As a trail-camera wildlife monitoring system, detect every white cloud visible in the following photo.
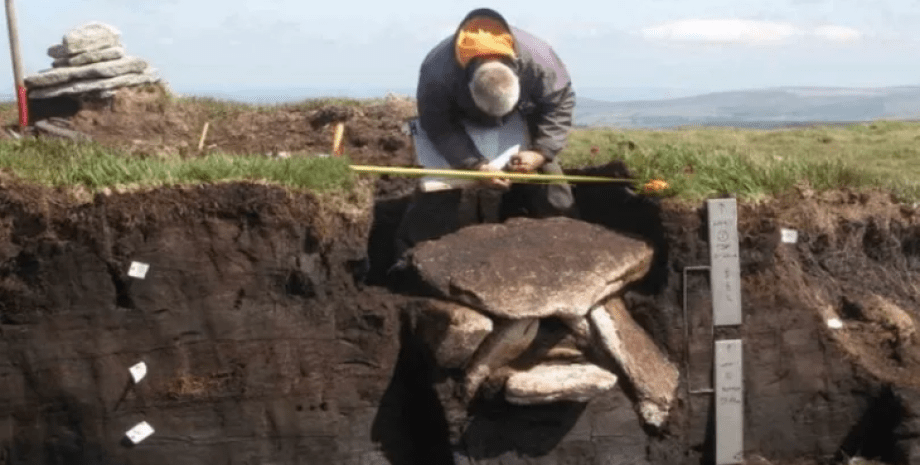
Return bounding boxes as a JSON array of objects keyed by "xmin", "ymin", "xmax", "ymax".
[
  {"xmin": 812, "ymin": 25, "xmax": 862, "ymax": 43},
  {"xmin": 640, "ymin": 19, "xmax": 864, "ymax": 45}
]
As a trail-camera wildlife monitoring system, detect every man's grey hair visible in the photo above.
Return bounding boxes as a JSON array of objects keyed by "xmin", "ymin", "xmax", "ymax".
[{"xmin": 468, "ymin": 60, "xmax": 520, "ymax": 118}]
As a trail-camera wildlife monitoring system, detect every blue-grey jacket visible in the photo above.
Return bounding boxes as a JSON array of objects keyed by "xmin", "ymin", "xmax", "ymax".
[{"xmin": 416, "ymin": 8, "xmax": 576, "ymax": 170}]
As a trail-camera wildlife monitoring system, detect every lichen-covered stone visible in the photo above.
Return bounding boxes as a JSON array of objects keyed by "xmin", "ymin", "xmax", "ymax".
[
  {"xmin": 28, "ymin": 70, "xmax": 160, "ymax": 99},
  {"xmin": 25, "ymin": 56, "xmax": 148, "ymax": 89},
  {"xmin": 62, "ymin": 22, "xmax": 121, "ymax": 54},
  {"xmin": 505, "ymin": 363, "xmax": 618, "ymax": 405},
  {"xmin": 589, "ymin": 297, "xmax": 679, "ymax": 428},
  {"xmin": 409, "ymin": 217, "xmax": 653, "ymax": 319},
  {"xmin": 52, "ymin": 46, "xmax": 125, "ymax": 68},
  {"xmin": 47, "ymin": 43, "xmax": 69, "ymax": 59}
]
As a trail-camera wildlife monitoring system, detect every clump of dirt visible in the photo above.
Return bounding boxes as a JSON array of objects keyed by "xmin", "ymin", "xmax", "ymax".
[{"xmin": 164, "ymin": 371, "xmax": 244, "ymax": 400}]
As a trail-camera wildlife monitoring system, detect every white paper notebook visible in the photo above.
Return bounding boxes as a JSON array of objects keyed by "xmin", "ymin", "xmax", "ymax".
[{"xmin": 410, "ymin": 112, "xmax": 530, "ymax": 191}]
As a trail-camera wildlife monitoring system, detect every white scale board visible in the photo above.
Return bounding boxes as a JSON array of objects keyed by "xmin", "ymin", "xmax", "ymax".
[
  {"xmin": 715, "ymin": 339, "xmax": 744, "ymax": 464},
  {"xmin": 708, "ymin": 199, "xmax": 744, "ymax": 464},
  {"xmin": 707, "ymin": 199, "xmax": 742, "ymax": 326}
]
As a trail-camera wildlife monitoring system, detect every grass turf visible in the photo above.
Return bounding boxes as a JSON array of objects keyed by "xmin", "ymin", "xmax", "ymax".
[
  {"xmin": 0, "ymin": 138, "xmax": 355, "ymax": 193},
  {"xmin": 560, "ymin": 121, "xmax": 920, "ymax": 202},
  {"xmin": 2, "ymin": 89, "xmax": 918, "ymax": 202}
]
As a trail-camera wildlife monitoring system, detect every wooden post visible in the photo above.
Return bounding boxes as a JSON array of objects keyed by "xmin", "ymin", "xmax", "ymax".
[
  {"xmin": 197, "ymin": 121, "xmax": 210, "ymax": 152},
  {"xmin": 5, "ymin": 0, "xmax": 27, "ymax": 130},
  {"xmin": 332, "ymin": 122, "xmax": 345, "ymax": 157}
]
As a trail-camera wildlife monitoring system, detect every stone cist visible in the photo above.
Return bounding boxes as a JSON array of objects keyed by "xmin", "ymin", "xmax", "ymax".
[{"xmin": 393, "ymin": 8, "xmax": 578, "ymax": 259}]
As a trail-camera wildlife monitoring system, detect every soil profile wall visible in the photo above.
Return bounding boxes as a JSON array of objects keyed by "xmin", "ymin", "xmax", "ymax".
[{"xmin": 0, "ymin": 173, "xmax": 917, "ymax": 464}]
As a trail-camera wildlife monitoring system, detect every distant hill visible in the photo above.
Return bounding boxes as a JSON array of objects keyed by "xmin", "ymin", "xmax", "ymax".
[{"xmin": 573, "ymin": 86, "xmax": 920, "ymax": 129}]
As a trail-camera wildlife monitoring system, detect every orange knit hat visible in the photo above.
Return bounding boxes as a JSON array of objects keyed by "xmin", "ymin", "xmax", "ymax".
[{"xmin": 455, "ymin": 17, "xmax": 516, "ymax": 68}]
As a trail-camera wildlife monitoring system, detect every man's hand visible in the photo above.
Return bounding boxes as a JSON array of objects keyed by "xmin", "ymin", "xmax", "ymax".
[
  {"xmin": 509, "ymin": 150, "xmax": 546, "ymax": 173},
  {"xmin": 478, "ymin": 163, "xmax": 511, "ymax": 189}
]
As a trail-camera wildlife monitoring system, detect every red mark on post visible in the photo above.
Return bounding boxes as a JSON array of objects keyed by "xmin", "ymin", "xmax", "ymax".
[{"xmin": 16, "ymin": 86, "xmax": 28, "ymax": 129}]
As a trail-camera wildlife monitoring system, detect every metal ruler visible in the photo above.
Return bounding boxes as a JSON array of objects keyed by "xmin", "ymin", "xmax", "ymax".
[{"xmin": 682, "ymin": 198, "xmax": 744, "ymax": 465}]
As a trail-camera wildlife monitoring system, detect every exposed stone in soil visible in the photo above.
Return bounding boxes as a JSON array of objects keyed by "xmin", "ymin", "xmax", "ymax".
[
  {"xmin": 406, "ymin": 216, "xmax": 654, "ymax": 319},
  {"xmin": 388, "ymin": 182, "xmax": 920, "ymax": 465}
]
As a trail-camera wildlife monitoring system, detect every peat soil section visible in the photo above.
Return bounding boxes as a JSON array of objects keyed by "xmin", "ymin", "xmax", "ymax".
[
  {"xmin": 370, "ymin": 163, "xmax": 920, "ymax": 465},
  {"xmin": 14, "ymin": 87, "xmax": 920, "ymax": 464},
  {"xmin": 0, "ymin": 178, "xmax": 420, "ymax": 465},
  {"xmin": 0, "ymin": 159, "xmax": 915, "ymax": 464},
  {"xmin": 670, "ymin": 187, "xmax": 920, "ymax": 465}
]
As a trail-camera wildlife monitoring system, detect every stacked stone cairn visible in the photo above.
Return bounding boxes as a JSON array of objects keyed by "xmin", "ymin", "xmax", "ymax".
[{"xmin": 25, "ymin": 22, "xmax": 161, "ymax": 100}]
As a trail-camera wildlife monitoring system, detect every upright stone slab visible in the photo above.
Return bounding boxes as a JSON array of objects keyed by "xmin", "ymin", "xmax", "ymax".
[
  {"xmin": 588, "ymin": 297, "xmax": 679, "ymax": 427},
  {"xmin": 463, "ymin": 318, "xmax": 539, "ymax": 401},
  {"xmin": 414, "ymin": 300, "xmax": 493, "ymax": 369}
]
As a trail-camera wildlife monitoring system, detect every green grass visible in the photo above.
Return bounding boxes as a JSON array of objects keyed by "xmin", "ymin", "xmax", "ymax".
[
  {"xmin": 3, "ymin": 86, "xmax": 919, "ymax": 203},
  {"xmin": 4, "ymin": 119, "xmax": 919, "ymax": 203},
  {"xmin": 0, "ymin": 138, "xmax": 355, "ymax": 193},
  {"xmin": 560, "ymin": 120, "xmax": 920, "ymax": 202}
]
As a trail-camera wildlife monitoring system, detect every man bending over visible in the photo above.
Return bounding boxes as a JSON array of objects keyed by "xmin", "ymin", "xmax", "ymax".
[{"xmin": 394, "ymin": 8, "xmax": 578, "ymax": 259}]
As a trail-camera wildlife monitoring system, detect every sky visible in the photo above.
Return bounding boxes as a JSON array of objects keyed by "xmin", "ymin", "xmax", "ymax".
[{"xmin": 3, "ymin": 0, "xmax": 920, "ymax": 102}]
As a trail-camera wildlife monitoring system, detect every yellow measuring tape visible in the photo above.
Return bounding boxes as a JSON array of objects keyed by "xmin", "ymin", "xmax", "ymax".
[{"xmin": 349, "ymin": 165, "xmax": 634, "ymax": 184}]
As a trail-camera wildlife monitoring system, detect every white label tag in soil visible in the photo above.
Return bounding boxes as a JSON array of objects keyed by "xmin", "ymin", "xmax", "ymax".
[
  {"xmin": 780, "ymin": 228, "xmax": 798, "ymax": 244},
  {"xmin": 707, "ymin": 199, "xmax": 743, "ymax": 326},
  {"xmin": 129, "ymin": 362, "xmax": 147, "ymax": 383},
  {"xmin": 125, "ymin": 421, "xmax": 154, "ymax": 444},
  {"xmin": 127, "ymin": 261, "xmax": 150, "ymax": 279}
]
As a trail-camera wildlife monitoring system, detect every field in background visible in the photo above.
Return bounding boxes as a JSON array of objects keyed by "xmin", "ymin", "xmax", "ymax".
[
  {"xmin": 0, "ymin": 95, "xmax": 917, "ymax": 202},
  {"xmin": 561, "ymin": 121, "xmax": 920, "ymax": 202}
]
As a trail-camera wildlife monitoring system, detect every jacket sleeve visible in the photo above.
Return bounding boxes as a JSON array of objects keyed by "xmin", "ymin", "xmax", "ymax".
[
  {"xmin": 528, "ymin": 48, "xmax": 575, "ymax": 162},
  {"xmin": 416, "ymin": 74, "xmax": 487, "ymax": 170}
]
